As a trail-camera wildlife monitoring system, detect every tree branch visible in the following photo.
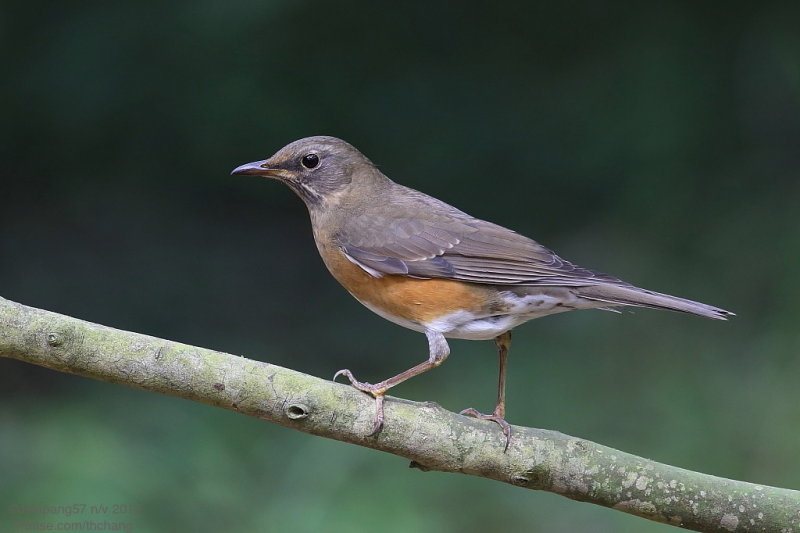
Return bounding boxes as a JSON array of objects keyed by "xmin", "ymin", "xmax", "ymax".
[{"xmin": 0, "ymin": 296, "xmax": 797, "ymax": 532}]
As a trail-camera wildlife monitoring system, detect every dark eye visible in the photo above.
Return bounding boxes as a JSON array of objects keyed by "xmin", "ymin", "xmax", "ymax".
[{"xmin": 301, "ymin": 153, "xmax": 319, "ymax": 169}]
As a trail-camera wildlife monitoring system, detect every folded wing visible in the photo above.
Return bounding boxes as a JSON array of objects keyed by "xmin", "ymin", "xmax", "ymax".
[{"xmin": 338, "ymin": 191, "xmax": 623, "ymax": 287}]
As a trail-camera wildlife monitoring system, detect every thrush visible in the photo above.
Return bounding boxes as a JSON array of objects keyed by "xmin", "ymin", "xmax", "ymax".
[{"xmin": 232, "ymin": 136, "xmax": 733, "ymax": 449}]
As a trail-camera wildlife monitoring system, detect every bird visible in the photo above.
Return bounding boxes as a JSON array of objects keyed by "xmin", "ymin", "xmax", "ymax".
[{"xmin": 232, "ymin": 136, "xmax": 733, "ymax": 450}]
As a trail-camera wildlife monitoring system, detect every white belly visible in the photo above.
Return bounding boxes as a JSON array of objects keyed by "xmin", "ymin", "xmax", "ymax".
[{"xmin": 356, "ymin": 289, "xmax": 584, "ymax": 341}]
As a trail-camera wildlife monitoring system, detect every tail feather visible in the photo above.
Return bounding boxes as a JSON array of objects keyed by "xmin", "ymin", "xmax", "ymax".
[{"xmin": 576, "ymin": 284, "xmax": 734, "ymax": 320}]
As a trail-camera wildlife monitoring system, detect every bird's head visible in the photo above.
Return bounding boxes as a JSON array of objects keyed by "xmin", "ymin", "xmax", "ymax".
[{"xmin": 232, "ymin": 136, "xmax": 386, "ymax": 208}]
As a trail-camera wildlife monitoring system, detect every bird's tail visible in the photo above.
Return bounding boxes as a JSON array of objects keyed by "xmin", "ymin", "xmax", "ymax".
[{"xmin": 576, "ymin": 284, "xmax": 734, "ymax": 320}]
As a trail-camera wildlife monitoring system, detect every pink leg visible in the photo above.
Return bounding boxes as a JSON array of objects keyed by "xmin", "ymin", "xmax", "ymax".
[
  {"xmin": 334, "ymin": 330, "xmax": 450, "ymax": 436},
  {"xmin": 460, "ymin": 331, "xmax": 512, "ymax": 451}
]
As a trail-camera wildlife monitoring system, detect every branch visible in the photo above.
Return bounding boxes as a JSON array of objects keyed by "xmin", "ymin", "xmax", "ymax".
[{"xmin": 1, "ymin": 296, "xmax": 797, "ymax": 532}]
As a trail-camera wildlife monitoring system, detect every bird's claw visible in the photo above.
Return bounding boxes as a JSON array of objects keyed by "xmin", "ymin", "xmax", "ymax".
[
  {"xmin": 332, "ymin": 369, "xmax": 385, "ymax": 395},
  {"xmin": 366, "ymin": 394, "xmax": 385, "ymax": 436},
  {"xmin": 460, "ymin": 407, "xmax": 513, "ymax": 452},
  {"xmin": 333, "ymin": 368, "xmax": 387, "ymax": 437},
  {"xmin": 332, "ymin": 368, "xmax": 358, "ymax": 386}
]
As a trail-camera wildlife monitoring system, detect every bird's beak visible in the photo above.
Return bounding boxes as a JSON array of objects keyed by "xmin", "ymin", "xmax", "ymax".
[{"xmin": 230, "ymin": 159, "xmax": 291, "ymax": 179}]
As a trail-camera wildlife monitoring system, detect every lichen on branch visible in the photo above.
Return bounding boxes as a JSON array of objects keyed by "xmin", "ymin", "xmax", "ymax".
[{"xmin": 0, "ymin": 296, "xmax": 797, "ymax": 532}]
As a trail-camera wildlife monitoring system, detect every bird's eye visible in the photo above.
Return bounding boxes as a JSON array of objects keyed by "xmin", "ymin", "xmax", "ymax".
[{"xmin": 301, "ymin": 153, "xmax": 319, "ymax": 169}]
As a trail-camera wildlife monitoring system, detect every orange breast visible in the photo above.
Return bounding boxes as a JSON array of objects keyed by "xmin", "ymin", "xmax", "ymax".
[{"xmin": 318, "ymin": 243, "xmax": 491, "ymax": 326}]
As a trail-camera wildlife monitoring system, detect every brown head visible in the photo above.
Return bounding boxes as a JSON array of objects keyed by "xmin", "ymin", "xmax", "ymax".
[{"xmin": 231, "ymin": 136, "xmax": 390, "ymax": 209}]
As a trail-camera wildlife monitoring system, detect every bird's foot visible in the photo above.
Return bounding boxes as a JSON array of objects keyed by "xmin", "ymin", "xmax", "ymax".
[
  {"xmin": 459, "ymin": 407, "xmax": 512, "ymax": 452},
  {"xmin": 333, "ymin": 369, "xmax": 387, "ymax": 436}
]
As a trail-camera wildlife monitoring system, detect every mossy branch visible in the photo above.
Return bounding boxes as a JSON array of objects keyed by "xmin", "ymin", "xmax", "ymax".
[{"xmin": 0, "ymin": 296, "xmax": 797, "ymax": 532}]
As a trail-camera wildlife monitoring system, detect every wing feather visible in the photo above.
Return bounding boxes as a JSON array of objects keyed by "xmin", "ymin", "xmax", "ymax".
[{"xmin": 337, "ymin": 184, "xmax": 625, "ymax": 287}]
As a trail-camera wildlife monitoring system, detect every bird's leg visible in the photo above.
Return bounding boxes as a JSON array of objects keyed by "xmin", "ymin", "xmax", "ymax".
[
  {"xmin": 334, "ymin": 330, "xmax": 450, "ymax": 437},
  {"xmin": 460, "ymin": 331, "xmax": 513, "ymax": 451}
]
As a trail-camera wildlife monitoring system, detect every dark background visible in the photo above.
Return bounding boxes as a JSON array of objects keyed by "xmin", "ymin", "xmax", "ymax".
[{"xmin": 2, "ymin": 2, "xmax": 799, "ymax": 531}]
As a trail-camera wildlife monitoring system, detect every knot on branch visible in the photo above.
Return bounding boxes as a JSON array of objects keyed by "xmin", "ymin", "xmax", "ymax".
[
  {"xmin": 41, "ymin": 326, "xmax": 83, "ymax": 365},
  {"xmin": 46, "ymin": 332, "xmax": 64, "ymax": 347},
  {"xmin": 510, "ymin": 464, "xmax": 552, "ymax": 489},
  {"xmin": 285, "ymin": 402, "xmax": 310, "ymax": 420}
]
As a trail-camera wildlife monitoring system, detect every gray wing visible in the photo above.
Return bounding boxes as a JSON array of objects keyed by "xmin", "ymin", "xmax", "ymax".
[{"xmin": 338, "ymin": 188, "xmax": 625, "ymax": 287}]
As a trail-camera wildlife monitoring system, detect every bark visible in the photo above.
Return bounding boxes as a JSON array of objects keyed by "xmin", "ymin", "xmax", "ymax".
[{"xmin": 0, "ymin": 296, "xmax": 797, "ymax": 532}]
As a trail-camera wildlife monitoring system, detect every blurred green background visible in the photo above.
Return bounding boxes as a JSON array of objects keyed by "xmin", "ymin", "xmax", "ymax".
[{"xmin": 2, "ymin": 2, "xmax": 799, "ymax": 531}]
